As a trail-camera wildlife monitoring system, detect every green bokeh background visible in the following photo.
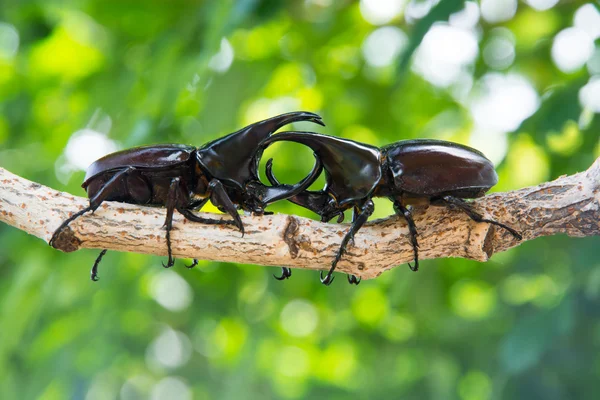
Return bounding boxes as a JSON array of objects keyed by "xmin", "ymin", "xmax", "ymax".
[{"xmin": 1, "ymin": 1, "xmax": 599, "ymax": 399}]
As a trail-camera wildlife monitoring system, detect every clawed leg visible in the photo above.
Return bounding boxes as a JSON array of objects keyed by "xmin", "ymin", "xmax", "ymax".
[
  {"xmin": 186, "ymin": 259, "xmax": 198, "ymax": 269},
  {"xmin": 321, "ymin": 200, "xmax": 374, "ymax": 286},
  {"xmin": 437, "ymin": 195, "xmax": 523, "ymax": 240},
  {"xmin": 208, "ymin": 180, "xmax": 244, "ymax": 236},
  {"xmin": 347, "ymin": 275, "xmax": 361, "ymax": 285},
  {"xmin": 49, "ymin": 206, "xmax": 94, "ymax": 247},
  {"xmin": 393, "ymin": 200, "xmax": 420, "ymax": 272},
  {"xmin": 273, "ymin": 267, "xmax": 292, "ymax": 281},
  {"xmin": 162, "ymin": 178, "xmax": 182, "ymax": 268},
  {"xmin": 178, "ymin": 209, "xmax": 236, "ymax": 227},
  {"xmin": 50, "ymin": 167, "xmax": 136, "ymax": 248},
  {"xmin": 91, "ymin": 249, "xmax": 107, "ymax": 281}
]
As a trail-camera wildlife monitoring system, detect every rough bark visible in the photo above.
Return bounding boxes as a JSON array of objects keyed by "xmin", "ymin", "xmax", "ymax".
[{"xmin": 1, "ymin": 159, "xmax": 599, "ymax": 280}]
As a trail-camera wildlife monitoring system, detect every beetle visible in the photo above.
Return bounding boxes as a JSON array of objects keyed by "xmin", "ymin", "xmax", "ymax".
[
  {"xmin": 257, "ymin": 132, "xmax": 523, "ymax": 285},
  {"xmin": 49, "ymin": 112, "xmax": 325, "ymax": 281}
]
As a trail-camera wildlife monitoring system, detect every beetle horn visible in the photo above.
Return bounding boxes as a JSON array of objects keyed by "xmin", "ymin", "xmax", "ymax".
[
  {"xmin": 196, "ymin": 112, "xmax": 324, "ymax": 191},
  {"xmin": 245, "ymin": 152, "xmax": 323, "ymax": 205},
  {"xmin": 254, "ymin": 131, "xmax": 383, "ymax": 204}
]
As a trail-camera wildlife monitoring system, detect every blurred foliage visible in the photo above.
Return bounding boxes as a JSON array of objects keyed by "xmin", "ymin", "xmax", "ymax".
[{"xmin": 1, "ymin": 0, "xmax": 600, "ymax": 399}]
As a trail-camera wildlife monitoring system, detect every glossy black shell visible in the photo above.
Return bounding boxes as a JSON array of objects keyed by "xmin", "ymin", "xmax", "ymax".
[
  {"xmin": 83, "ymin": 144, "xmax": 195, "ymax": 186},
  {"xmin": 382, "ymin": 139, "xmax": 498, "ymax": 198}
]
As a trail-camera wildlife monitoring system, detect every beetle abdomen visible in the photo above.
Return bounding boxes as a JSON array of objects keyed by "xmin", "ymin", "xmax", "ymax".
[{"xmin": 383, "ymin": 139, "xmax": 498, "ymax": 198}]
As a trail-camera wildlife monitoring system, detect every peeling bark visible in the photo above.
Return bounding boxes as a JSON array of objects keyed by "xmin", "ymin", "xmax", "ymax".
[{"xmin": 1, "ymin": 158, "xmax": 598, "ymax": 280}]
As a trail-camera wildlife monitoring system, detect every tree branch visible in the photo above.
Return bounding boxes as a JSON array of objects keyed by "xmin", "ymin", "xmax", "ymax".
[{"xmin": 1, "ymin": 159, "xmax": 599, "ymax": 279}]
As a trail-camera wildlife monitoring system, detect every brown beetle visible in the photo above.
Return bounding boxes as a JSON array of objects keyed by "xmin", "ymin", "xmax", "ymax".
[
  {"xmin": 50, "ymin": 112, "xmax": 324, "ymax": 280},
  {"xmin": 258, "ymin": 132, "xmax": 522, "ymax": 285}
]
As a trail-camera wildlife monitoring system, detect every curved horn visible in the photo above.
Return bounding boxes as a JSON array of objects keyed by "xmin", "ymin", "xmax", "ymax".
[
  {"xmin": 255, "ymin": 131, "xmax": 383, "ymax": 205},
  {"xmin": 245, "ymin": 153, "xmax": 324, "ymax": 206}
]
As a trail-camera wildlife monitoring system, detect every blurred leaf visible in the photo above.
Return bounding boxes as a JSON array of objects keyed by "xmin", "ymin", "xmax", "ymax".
[{"xmin": 499, "ymin": 297, "xmax": 575, "ymax": 374}]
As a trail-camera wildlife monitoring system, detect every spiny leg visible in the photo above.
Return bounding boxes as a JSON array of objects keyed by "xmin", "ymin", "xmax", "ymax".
[
  {"xmin": 162, "ymin": 177, "xmax": 182, "ymax": 268},
  {"xmin": 273, "ymin": 267, "xmax": 292, "ymax": 281},
  {"xmin": 346, "ymin": 207, "xmax": 361, "ymax": 285},
  {"xmin": 207, "ymin": 180, "xmax": 244, "ymax": 236},
  {"xmin": 49, "ymin": 206, "xmax": 94, "ymax": 247},
  {"xmin": 321, "ymin": 199, "xmax": 374, "ymax": 286},
  {"xmin": 393, "ymin": 199, "xmax": 420, "ymax": 272},
  {"xmin": 438, "ymin": 195, "xmax": 523, "ymax": 240},
  {"xmin": 49, "ymin": 167, "xmax": 135, "ymax": 247},
  {"xmin": 178, "ymin": 208, "xmax": 236, "ymax": 227},
  {"xmin": 91, "ymin": 249, "xmax": 107, "ymax": 281}
]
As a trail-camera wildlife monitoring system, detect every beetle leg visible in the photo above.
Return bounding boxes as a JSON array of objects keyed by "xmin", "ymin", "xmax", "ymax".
[
  {"xmin": 49, "ymin": 167, "xmax": 135, "ymax": 248},
  {"xmin": 344, "ymin": 208, "xmax": 362, "ymax": 285},
  {"xmin": 321, "ymin": 199, "xmax": 374, "ymax": 286},
  {"xmin": 178, "ymin": 208, "xmax": 236, "ymax": 227},
  {"xmin": 162, "ymin": 178, "xmax": 183, "ymax": 268},
  {"xmin": 393, "ymin": 199, "xmax": 420, "ymax": 272},
  {"xmin": 437, "ymin": 196, "xmax": 523, "ymax": 240},
  {"xmin": 91, "ymin": 249, "xmax": 107, "ymax": 281},
  {"xmin": 273, "ymin": 267, "xmax": 292, "ymax": 281},
  {"xmin": 207, "ymin": 180, "xmax": 244, "ymax": 236},
  {"xmin": 185, "ymin": 259, "xmax": 198, "ymax": 269}
]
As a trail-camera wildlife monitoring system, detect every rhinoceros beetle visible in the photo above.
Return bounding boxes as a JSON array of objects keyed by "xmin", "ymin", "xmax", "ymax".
[
  {"xmin": 49, "ymin": 112, "xmax": 324, "ymax": 281},
  {"xmin": 257, "ymin": 132, "xmax": 522, "ymax": 286}
]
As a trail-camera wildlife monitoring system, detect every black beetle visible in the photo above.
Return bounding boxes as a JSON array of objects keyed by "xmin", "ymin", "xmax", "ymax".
[
  {"xmin": 257, "ymin": 132, "xmax": 522, "ymax": 285},
  {"xmin": 49, "ymin": 112, "xmax": 325, "ymax": 280}
]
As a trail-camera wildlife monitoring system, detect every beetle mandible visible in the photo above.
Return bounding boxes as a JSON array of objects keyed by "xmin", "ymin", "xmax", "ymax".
[
  {"xmin": 257, "ymin": 132, "xmax": 522, "ymax": 285},
  {"xmin": 49, "ymin": 112, "xmax": 325, "ymax": 280}
]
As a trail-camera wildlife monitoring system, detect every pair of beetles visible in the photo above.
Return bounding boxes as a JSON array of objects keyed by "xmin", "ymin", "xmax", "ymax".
[{"xmin": 50, "ymin": 111, "xmax": 522, "ymax": 285}]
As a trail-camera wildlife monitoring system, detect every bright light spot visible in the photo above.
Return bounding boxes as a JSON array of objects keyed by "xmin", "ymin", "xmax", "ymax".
[
  {"xmin": 209, "ymin": 37, "xmax": 234, "ymax": 73},
  {"xmin": 483, "ymin": 28, "xmax": 515, "ymax": 70},
  {"xmin": 579, "ymin": 77, "xmax": 600, "ymax": 113},
  {"xmin": 280, "ymin": 299, "xmax": 318, "ymax": 337},
  {"xmin": 524, "ymin": 0, "xmax": 559, "ymax": 11},
  {"xmin": 470, "ymin": 128, "xmax": 508, "ymax": 166},
  {"xmin": 588, "ymin": 47, "xmax": 600, "ymax": 75},
  {"xmin": 450, "ymin": 280, "xmax": 497, "ymax": 320},
  {"xmin": 362, "ymin": 26, "xmax": 408, "ymax": 67},
  {"xmin": 574, "ymin": 3, "xmax": 600, "ymax": 40},
  {"xmin": 360, "ymin": 0, "xmax": 406, "ymax": 25},
  {"xmin": 147, "ymin": 327, "xmax": 192, "ymax": 369},
  {"xmin": 276, "ymin": 346, "xmax": 311, "ymax": 378},
  {"xmin": 151, "ymin": 377, "xmax": 192, "ymax": 400},
  {"xmin": 449, "ymin": 1, "xmax": 480, "ymax": 29},
  {"xmin": 470, "ymin": 73, "xmax": 540, "ymax": 132},
  {"xmin": 480, "ymin": 0, "xmax": 517, "ymax": 23},
  {"xmin": 405, "ymin": 0, "xmax": 437, "ymax": 23},
  {"xmin": 0, "ymin": 23, "xmax": 19, "ymax": 60},
  {"xmin": 413, "ymin": 23, "xmax": 479, "ymax": 87},
  {"xmin": 64, "ymin": 130, "xmax": 117, "ymax": 171},
  {"xmin": 120, "ymin": 376, "xmax": 154, "ymax": 400},
  {"xmin": 150, "ymin": 270, "xmax": 193, "ymax": 312},
  {"xmin": 552, "ymin": 27, "xmax": 594, "ymax": 73}
]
